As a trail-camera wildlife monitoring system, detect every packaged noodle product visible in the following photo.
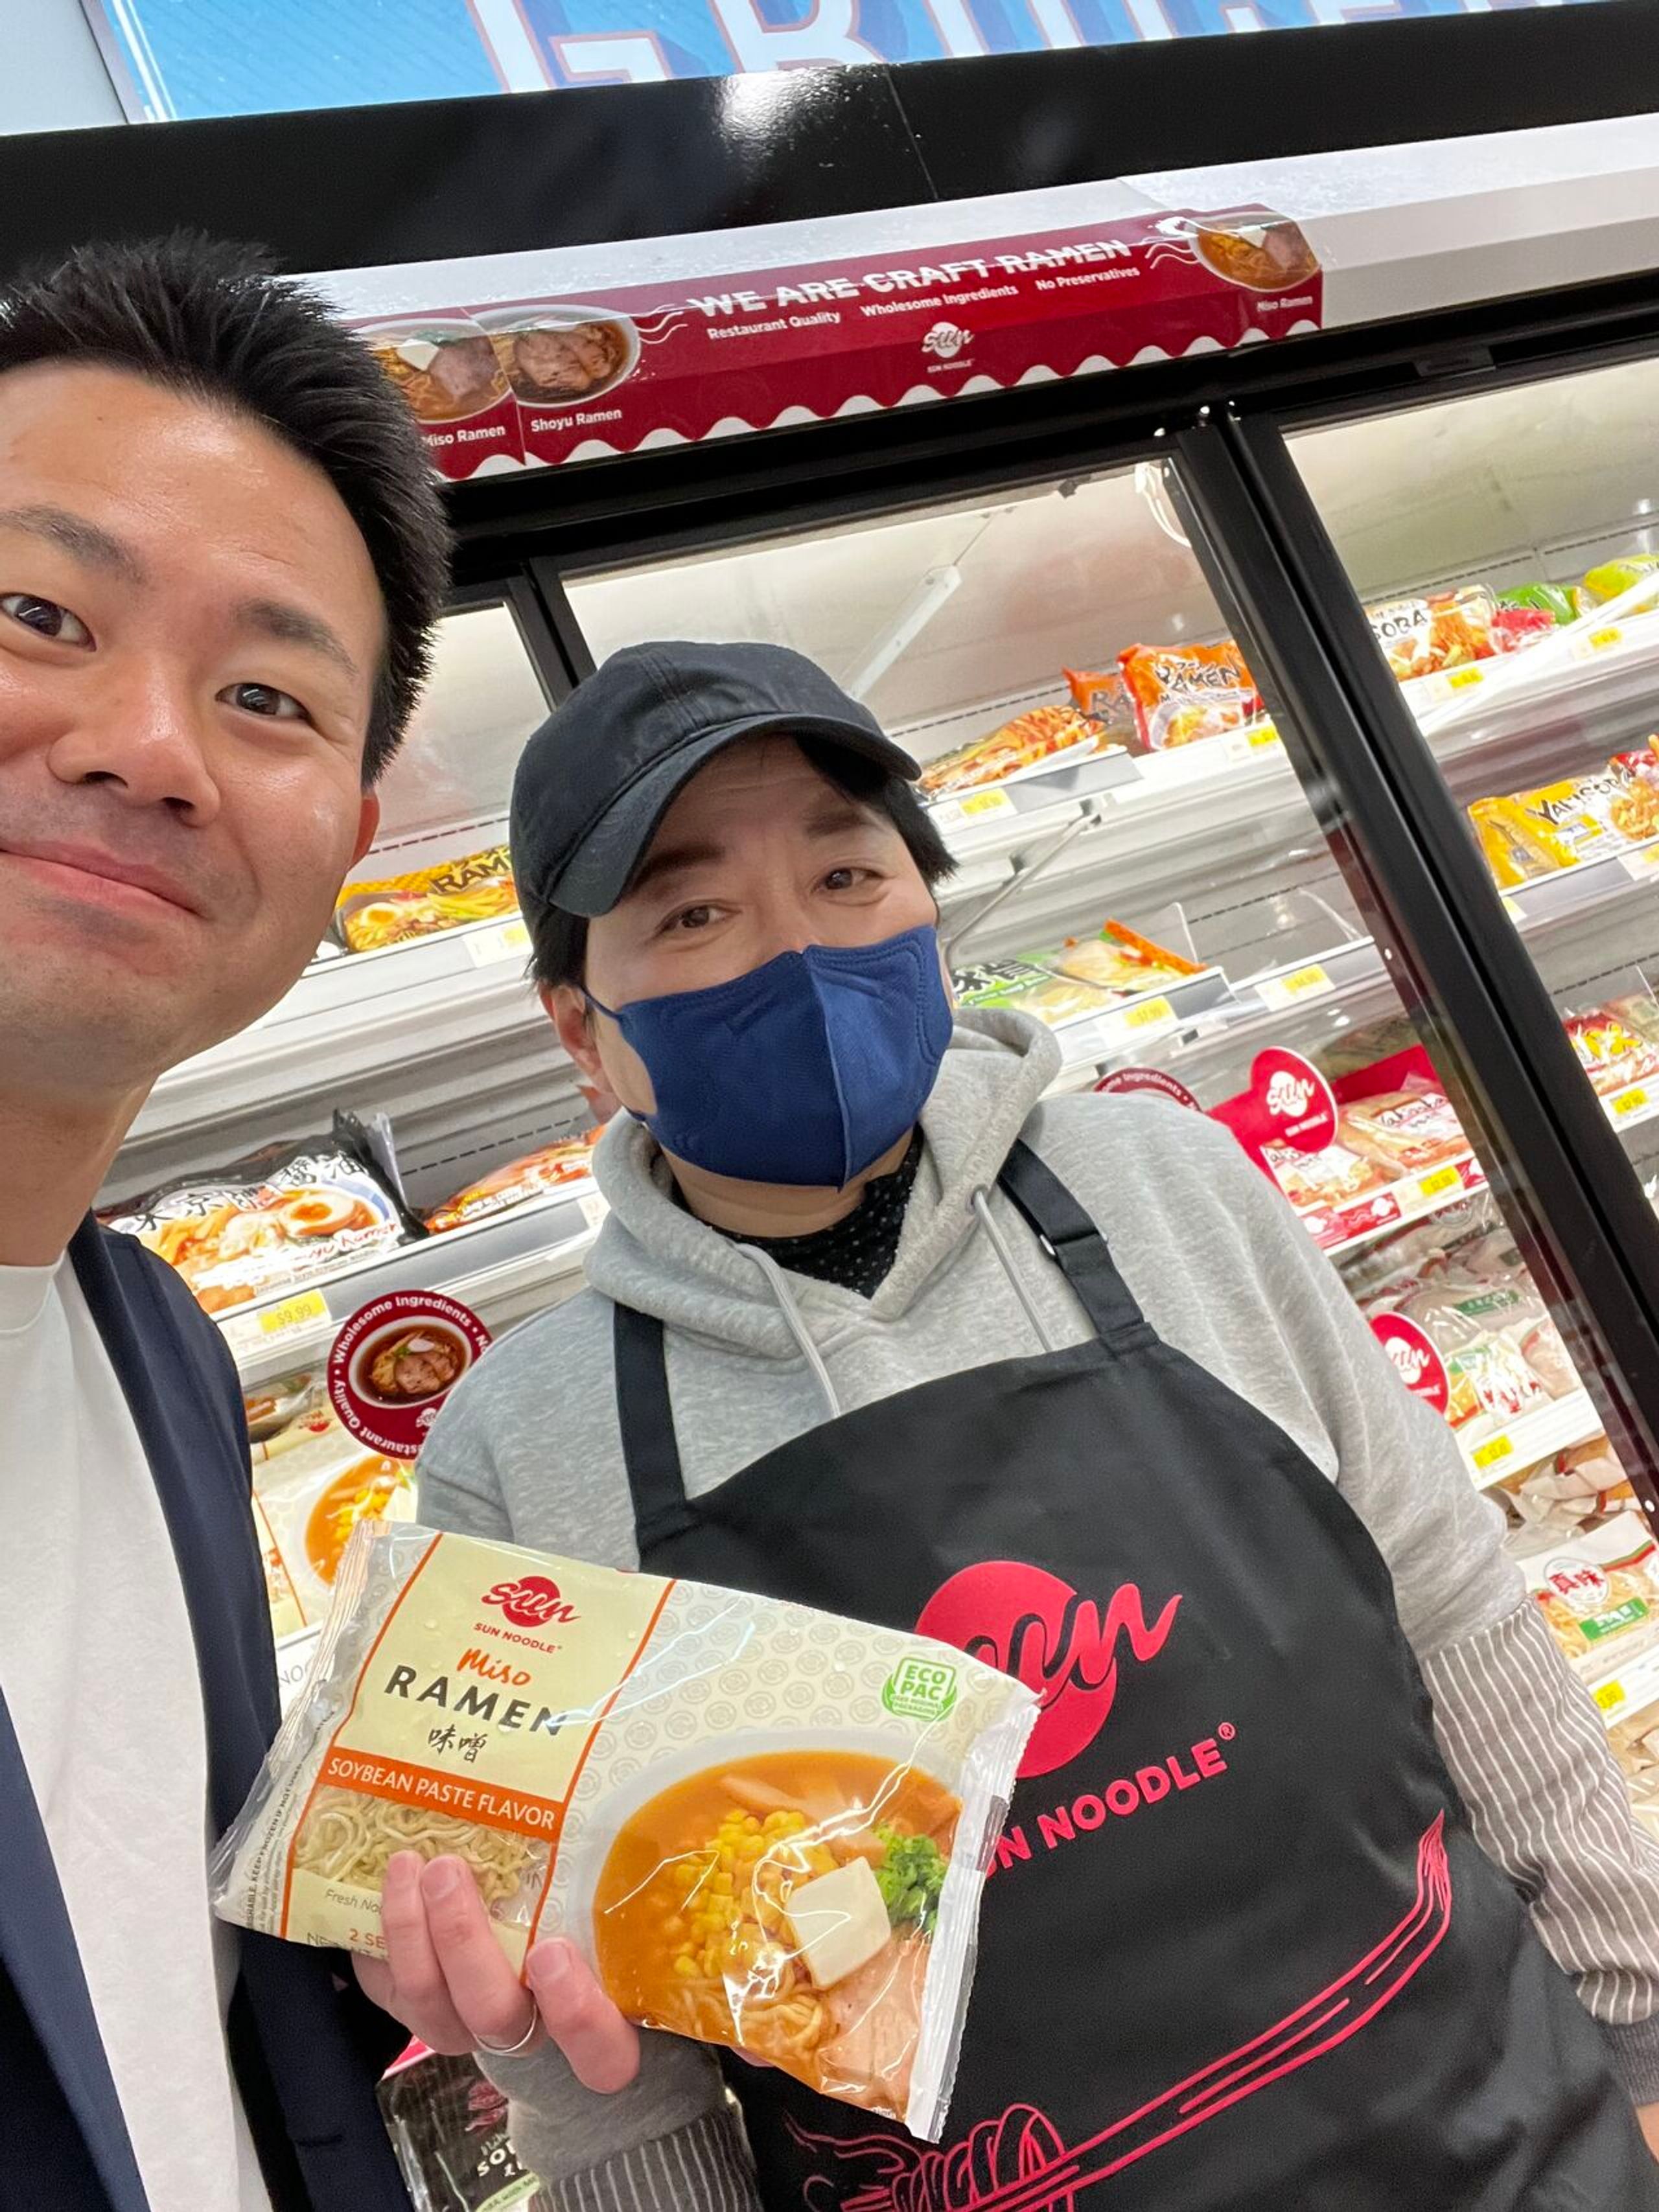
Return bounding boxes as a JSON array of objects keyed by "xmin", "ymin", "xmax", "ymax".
[
  {"xmin": 425, "ymin": 1134, "xmax": 599, "ymax": 1235},
  {"xmin": 1118, "ymin": 641, "xmax": 1260, "ymax": 752},
  {"xmin": 1511, "ymin": 1438, "xmax": 1633, "ymax": 1541},
  {"xmin": 249, "ymin": 1385, "xmax": 417, "ymax": 1630},
  {"xmin": 337, "ymin": 845, "xmax": 516, "ymax": 954},
  {"xmin": 104, "ymin": 1115, "xmax": 418, "ymax": 1315},
  {"xmin": 1583, "ymin": 555, "xmax": 1659, "ymax": 607},
  {"xmin": 1262, "ymin": 1140, "xmax": 1385, "ymax": 1214},
  {"xmin": 1060, "ymin": 667, "xmax": 1139, "ymax": 748},
  {"xmin": 1364, "ymin": 587, "xmax": 1495, "ymax": 682},
  {"xmin": 1497, "ymin": 582, "xmax": 1581, "ymax": 632},
  {"xmin": 949, "ymin": 957, "xmax": 1117, "ymax": 1030},
  {"xmin": 1336, "ymin": 1077, "xmax": 1467, "ymax": 1177},
  {"xmin": 1469, "ymin": 764, "xmax": 1659, "ymax": 888},
  {"xmin": 1564, "ymin": 1008, "xmax": 1659, "ymax": 1098},
  {"xmin": 1526, "ymin": 1515, "xmax": 1659, "ymax": 1679},
  {"xmin": 378, "ymin": 2048, "xmax": 552, "ymax": 2212},
  {"xmin": 1047, "ymin": 919, "xmax": 1201, "ymax": 996},
  {"xmin": 213, "ymin": 1523, "xmax": 1036, "ymax": 2139},
  {"xmin": 919, "ymin": 705, "xmax": 1102, "ymax": 799}
]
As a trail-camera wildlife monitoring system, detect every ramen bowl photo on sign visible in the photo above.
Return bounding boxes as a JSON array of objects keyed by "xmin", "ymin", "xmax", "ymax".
[
  {"xmin": 474, "ymin": 305, "xmax": 640, "ymax": 409},
  {"xmin": 328, "ymin": 1291, "xmax": 493, "ymax": 1457}
]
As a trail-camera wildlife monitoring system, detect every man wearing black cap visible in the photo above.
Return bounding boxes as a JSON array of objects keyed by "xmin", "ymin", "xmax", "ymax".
[{"xmin": 408, "ymin": 641, "xmax": 1659, "ymax": 2209}]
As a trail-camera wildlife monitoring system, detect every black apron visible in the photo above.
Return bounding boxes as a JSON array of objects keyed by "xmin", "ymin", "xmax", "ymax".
[{"xmin": 612, "ymin": 1137, "xmax": 1656, "ymax": 2211}]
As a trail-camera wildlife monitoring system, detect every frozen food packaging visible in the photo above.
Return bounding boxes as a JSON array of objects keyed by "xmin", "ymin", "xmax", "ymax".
[
  {"xmin": 1118, "ymin": 641, "xmax": 1260, "ymax": 751},
  {"xmin": 337, "ymin": 845, "xmax": 517, "ymax": 953},
  {"xmin": 1468, "ymin": 765, "xmax": 1658, "ymax": 888},
  {"xmin": 378, "ymin": 2047, "xmax": 553, "ymax": 2212},
  {"xmin": 1336, "ymin": 1077, "xmax": 1467, "ymax": 1177},
  {"xmin": 212, "ymin": 1523, "xmax": 1037, "ymax": 2140},
  {"xmin": 1363, "ymin": 586, "xmax": 1495, "ymax": 682},
  {"xmin": 1060, "ymin": 667, "xmax": 1139, "ymax": 748},
  {"xmin": 424, "ymin": 1134, "xmax": 599, "ymax": 1235},
  {"xmin": 950, "ymin": 957, "xmax": 1117, "ymax": 1029},
  {"xmin": 104, "ymin": 1114, "xmax": 419, "ymax": 1316},
  {"xmin": 1564, "ymin": 1008, "xmax": 1659, "ymax": 1097},
  {"xmin": 1582, "ymin": 556, "xmax": 1659, "ymax": 606},
  {"xmin": 919, "ymin": 705, "xmax": 1103, "ymax": 799},
  {"xmin": 1526, "ymin": 1515, "xmax": 1659, "ymax": 1679},
  {"xmin": 1048, "ymin": 918, "xmax": 1201, "ymax": 995}
]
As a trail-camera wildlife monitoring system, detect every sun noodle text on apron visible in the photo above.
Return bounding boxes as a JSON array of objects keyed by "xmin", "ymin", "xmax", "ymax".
[{"xmin": 614, "ymin": 1137, "xmax": 1657, "ymax": 2211}]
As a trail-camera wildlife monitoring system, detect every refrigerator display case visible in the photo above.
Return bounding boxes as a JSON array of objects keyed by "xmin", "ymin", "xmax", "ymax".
[{"xmin": 94, "ymin": 174, "xmax": 1659, "ymax": 1785}]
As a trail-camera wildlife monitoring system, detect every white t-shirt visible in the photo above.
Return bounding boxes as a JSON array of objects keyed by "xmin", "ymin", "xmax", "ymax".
[{"xmin": 0, "ymin": 1256, "xmax": 269, "ymax": 2211}]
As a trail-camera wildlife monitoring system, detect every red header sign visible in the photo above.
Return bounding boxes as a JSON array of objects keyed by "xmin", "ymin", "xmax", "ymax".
[{"xmin": 356, "ymin": 208, "xmax": 1321, "ymax": 480}]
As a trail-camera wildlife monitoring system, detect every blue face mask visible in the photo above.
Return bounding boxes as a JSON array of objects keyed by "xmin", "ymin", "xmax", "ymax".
[{"xmin": 588, "ymin": 922, "xmax": 953, "ymax": 1189}]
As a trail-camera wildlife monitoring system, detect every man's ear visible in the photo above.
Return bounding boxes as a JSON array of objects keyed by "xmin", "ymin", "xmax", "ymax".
[
  {"xmin": 542, "ymin": 982, "xmax": 603, "ymax": 1079},
  {"xmin": 351, "ymin": 791, "xmax": 382, "ymax": 870}
]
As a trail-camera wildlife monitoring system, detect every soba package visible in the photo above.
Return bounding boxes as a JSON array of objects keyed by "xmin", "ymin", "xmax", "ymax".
[{"xmin": 212, "ymin": 1523, "xmax": 1036, "ymax": 2139}]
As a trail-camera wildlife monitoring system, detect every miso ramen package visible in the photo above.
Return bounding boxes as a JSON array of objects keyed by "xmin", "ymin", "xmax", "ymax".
[{"xmin": 212, "ymin": 1523, "xmax": 1037, "ymax": 2141}]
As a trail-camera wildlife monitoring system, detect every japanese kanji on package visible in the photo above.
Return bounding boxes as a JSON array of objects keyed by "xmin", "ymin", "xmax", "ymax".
[{"xmin": 211, "ymin": 1522, "xmax": 1035, "ymax": 2139}]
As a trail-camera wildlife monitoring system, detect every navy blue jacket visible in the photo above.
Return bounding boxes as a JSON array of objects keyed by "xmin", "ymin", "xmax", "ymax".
[{"xmin": 0, "ymin": 1220, "xmax": 409, "ymax": 2211}]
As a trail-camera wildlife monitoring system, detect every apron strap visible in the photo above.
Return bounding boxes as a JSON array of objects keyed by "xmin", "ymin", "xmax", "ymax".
[
  {"xmin": 997, "ymin": 1137, "xmax": 1153, "ymax": 1352},
  {"xmin": 612, "ymin": 1300, "xmax": 699, "ymax": 1549}
]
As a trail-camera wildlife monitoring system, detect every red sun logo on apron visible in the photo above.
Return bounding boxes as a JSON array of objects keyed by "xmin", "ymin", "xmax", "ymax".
[{"xmin": 918, "ymin": 1561, "xmax": 1182, "ymax": 1779}]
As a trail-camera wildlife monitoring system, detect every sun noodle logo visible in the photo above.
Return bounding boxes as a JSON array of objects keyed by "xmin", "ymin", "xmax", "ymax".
[
  {"xmin": 918, "ymin": 1561, "xmax": 1181, "ymax": 1779},
  {"xmin": 483, "ymin": 1575, "xmax": 579, "ymax": 1630},
  {"xmin": 1264, "ymin": 1069, "xmax": 1316, "ymax": 1120},
  {"xmin": 922, "ymin": 321, "xmax": 971, "ymax": 361},
  {"xmin": 1384, "ymin": 1338, "xmax": 1432, "ymax": 1388}
]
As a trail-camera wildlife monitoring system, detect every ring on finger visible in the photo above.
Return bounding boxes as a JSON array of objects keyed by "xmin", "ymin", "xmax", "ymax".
[{"xmin": 476, "ymin": 2001, "xmax": 540, "ymax": 2058}]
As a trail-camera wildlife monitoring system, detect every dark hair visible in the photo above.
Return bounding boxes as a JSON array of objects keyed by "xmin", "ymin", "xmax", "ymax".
[
  {"xmin": 527, "ymin": 738, "xmax": 958, "ymax": 989},
  {"xmin": 0, "ymin": 232, "xmax": 450, "ymax": 782}
]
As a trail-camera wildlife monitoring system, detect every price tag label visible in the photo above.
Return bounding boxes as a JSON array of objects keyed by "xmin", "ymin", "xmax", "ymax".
[
  {"xmin": 1595, "ymin": 1678, "xmax": 1625, "ymax": 1713},
  {"xmin": 578, "ymin": 1191, "xmax": 610, "ymax": 1230},
  {"xmin": 1500, "ymin": 895, "xmax": 1525, "ymax": 922},
  {"xmin": 1611, "ymin": 1085, "xmax": 1652, "ymax": 1123},
  {"xmin": 1415, "ymin": 1164, "xmax": 1461, "ymax": 1203},
  {"xmin": 1471, "ymin": 1433, "xmax": 1514, "ymax": 1473},
  {"xmin": 222, "ymin": 1287, "xmax": 331, "ymax": 1355},
  {"xmin": 1621, "ymin": 846, "xmax": 1659, "ymax": 881},
  {"xmin": 1446, "ymin": 665, "xmax": 1483, "ymax": 691},
  {"xmin": 1588, "ymin": 625, "xmax": 1624, "ymax": 652},
  {"xmin": 1223, "ymin": 722, "xmax": 1282, "ymax": 765},
  {"xmin": 1256, "ymin": 963, "xmax": 1334, "ymax": 1011},
  {"xmin": 1093, "ymin": 996, "xmax": 1179, "ymax": 1055},
  {"xmin": 960, "ymin": 787, "xmax": 1015, "ymax": 818},
  {"xmin": 467, "ymin": 917, "xmax": 531, "ymax": 967}
]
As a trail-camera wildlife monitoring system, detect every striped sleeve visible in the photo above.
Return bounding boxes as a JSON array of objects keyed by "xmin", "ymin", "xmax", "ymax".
[
  {"xmin": 535, "ymin": 2108, "xmax": 760, "ymax": 2212},
  {"xmin": 1424, "ymin": 1594, "xmax": 1659, "ymax": 2098}
]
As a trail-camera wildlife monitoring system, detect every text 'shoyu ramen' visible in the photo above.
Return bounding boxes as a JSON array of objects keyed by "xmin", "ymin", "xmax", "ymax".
[{"xmin": 212, "ymin": 1523, "xmax": 1034, "ymax": 2139}]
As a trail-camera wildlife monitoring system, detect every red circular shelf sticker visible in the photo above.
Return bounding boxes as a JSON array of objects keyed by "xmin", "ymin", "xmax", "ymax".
[
  {"xmin": 328, "ymin": 1291, "xmax": 493, "ymax": 1458},
  {"xmin": 1249, "ymin": 1046, "xmax": 1338, "ymax": 1155},
  {"xmin": 1370, "ymin": 1312, "xmax": 1450, "ymax": 1418},
  {"xmin": 1095, "ymin": 1066, "xmax": 1200, "ymax": 1111}
]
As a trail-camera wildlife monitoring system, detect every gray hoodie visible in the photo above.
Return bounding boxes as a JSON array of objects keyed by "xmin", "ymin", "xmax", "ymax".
[{"xmin": 419, "ymin": 1010, "xmax": 1659, "ymax": 2196}]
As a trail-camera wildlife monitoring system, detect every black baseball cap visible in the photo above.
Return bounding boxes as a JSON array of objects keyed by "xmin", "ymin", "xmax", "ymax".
[{"xmin": 511, "ymin": 639, "xmax": 920, "ymax": 918}]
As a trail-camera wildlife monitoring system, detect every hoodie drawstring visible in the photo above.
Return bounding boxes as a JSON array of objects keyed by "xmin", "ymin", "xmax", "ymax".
[
  {"xmin": 971, "ymin": 1187, "xmax": 1059, "ymax": 1355},
  {"xmin": 731, "ymin": 1183, "xmax": 1055, "ymax": 1418},
  {"xmin": 734, "ymin": 1242, "xmax": 844, "ymax": 1418}
]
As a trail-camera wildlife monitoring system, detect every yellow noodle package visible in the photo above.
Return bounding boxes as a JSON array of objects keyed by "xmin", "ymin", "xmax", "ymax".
[{"xmin": 211, "ymin": 1521, "xmax": 1036, "ymax": 2139}]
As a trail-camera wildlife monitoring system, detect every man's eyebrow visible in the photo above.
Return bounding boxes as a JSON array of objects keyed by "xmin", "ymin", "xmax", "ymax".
[
  {"xmin": 235, "ymin": 596, "xmax": 361, "ymax": 682},
  {"xmin": 0, "ymin": 503, "xmax": 146, "ymax": 584},
  {"xmin": 803, "ymin": 793, "xmax": 881, "ymax": 838},
  {"xmin": 625, "ymin": 838, "xmax": 726, "ymax": 900}
]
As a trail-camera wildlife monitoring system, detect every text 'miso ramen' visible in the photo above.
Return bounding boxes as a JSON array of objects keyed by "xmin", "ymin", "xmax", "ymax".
[{"xmin": 211, "ymin": 1523, "xmax": 1035, "ymax": 2139}]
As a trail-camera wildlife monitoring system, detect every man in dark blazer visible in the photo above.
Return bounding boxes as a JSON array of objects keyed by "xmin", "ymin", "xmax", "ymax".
[{"xmin": 0, "ymin": 235, "xmax": 454, "ymax": 2211}]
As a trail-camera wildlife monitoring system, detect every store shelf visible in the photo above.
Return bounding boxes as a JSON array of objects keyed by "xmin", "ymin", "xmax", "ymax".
[
  {"xmin": 1463, "ymin": 1388, "xmax": 1604, "ymax": 1490},
  {"xmin": 217, "ymin": 1179, "xmax": 606, "ymax": 1385},
  {"xmin": 1047, "ymin": 968, "xmax": 1233, "ymax": 1068}
]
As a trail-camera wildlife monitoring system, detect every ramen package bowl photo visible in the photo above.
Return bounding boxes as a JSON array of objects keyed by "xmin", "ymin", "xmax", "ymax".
[{"xmin": 212, "ymin": 1523, "xmax": 1037, "ymax": 2139}]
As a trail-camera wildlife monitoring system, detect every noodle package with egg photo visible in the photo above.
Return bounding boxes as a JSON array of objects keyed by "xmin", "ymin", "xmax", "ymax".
[{"xmin": 211, "ymin": 1521, "xmax": 1036, "ymax": 2138}]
